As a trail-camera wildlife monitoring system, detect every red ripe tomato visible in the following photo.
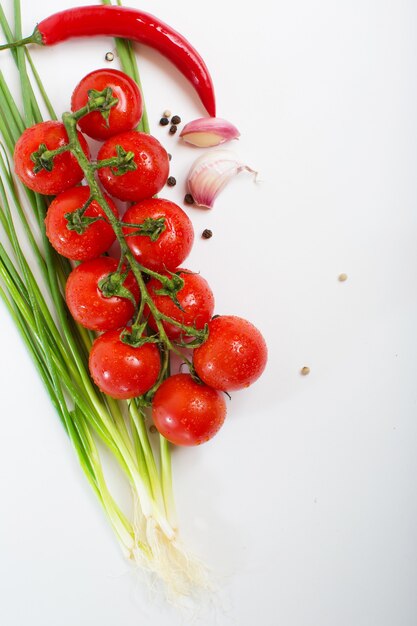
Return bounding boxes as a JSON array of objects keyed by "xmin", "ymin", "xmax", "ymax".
[
  {"xmin": 97, "ymin": 131, "xmax": 169, "ymax": 201},
  {"xmin": 65, "ymin": 256, "xmax": 139, "ymax": 331},
  {"xmin": 14, "ymin": 121, "xmax": 90, "ymax": 195},
  {"xmin": 89, "ymin": 329, "xmax": 160, "ymax": 400},
  {"xmin": 122, "ymin": 198, "xmax": 194, "ymax": 272},
  {"xmin": 145, "ymin": 269, "xmax": 214, "ymax": 339},
  {"xmin": 193, "ymin": 315, "xmax": 268, "ymax": 391},
  {"xmin": 152, "ymin": 374, "xmax": 226, "ymax": 446},
  {"xmin": 71, "ymin": 69, "xmax": 143, "ymax": 141},
  {"xmin": 45, "ymin": 186, "xmax": 119, "ymax": 261}
]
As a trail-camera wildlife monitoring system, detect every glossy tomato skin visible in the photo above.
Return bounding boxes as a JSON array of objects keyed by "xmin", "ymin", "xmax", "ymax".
[
  {"xmin": 123, "ymin": 199, "xmax": 194, "ymax": 272},
  {"xmin": 89, "ymin": 328, "xmax": 160, "ymax": 400},
  {"xmin": 152, "ymin": 374, "xmax": 226, "ymax": 446},
  {"xmin": 193, "ymin": 315, "xmax": 268, "ymax": 391},
  {"xmin": 97, "ymin": 131, "xmax": 169, "ymax": 201},
  {"xmin": 65, "ymin": 257, "xmax": 139, "ymax": 331},
  {"xmin": 14, "ymin": 121, "xmax": 90, "ymax": 195},
  {"xmin": 71, "ymin": 69, "xmax": 143, "ymax": 140},
  {"xmin": 146, "ymin": 269, "xmax": 214, "ymax": 339},
  {"xmin": 45, "ymin": 186, "xmax": 119, "ymax": 261}
]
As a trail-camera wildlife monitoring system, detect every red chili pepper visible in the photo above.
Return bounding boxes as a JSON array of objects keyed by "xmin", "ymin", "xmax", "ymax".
[{"xmin": 0, "ymin": 5, "xmax": 216, "ymax": 117}]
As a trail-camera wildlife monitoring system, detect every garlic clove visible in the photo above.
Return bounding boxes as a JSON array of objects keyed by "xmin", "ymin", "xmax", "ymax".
[
  {"xmin": 187, "ymin": 149, "xmax": 257, "ymax": 209},
  {"xmin": 180, "ymin": 117, "xmax": 240, "ymax": 147}
]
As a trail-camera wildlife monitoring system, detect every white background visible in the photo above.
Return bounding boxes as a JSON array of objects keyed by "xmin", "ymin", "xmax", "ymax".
[{"xmin": 1, "ymin": 0, "xmax": 417, "ymax": 624}]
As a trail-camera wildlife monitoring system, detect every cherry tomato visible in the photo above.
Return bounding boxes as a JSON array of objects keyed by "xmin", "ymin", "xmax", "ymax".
[
  {"xmin": 193, "ymin": 315, "xmax": 268, "ymax": 391},
  {"xmin": 71, "ymin": 69, "xmax": 143, "ymax": 141},
  {"xmin": 45, "ymin": 186, "xmax": 119, "ymax": 261},
  {"xmin": 145, "ymin": 269, "xmax": 214, "ymax": 339},
  {"xmin": 14, "ymin": 121, "xmax": 90, "ymax": 195},
  {"xmin": 122, "ymin": 198, "xmax": 194, "ymax": 272},
  {"xmin": 152, "ymin": 374, "xmax": 226, "ymax": 446},
  {"xmin": 65, "ymin": 257, "xmax": 139, "ymax": 331},
  {"xmin": 89, "ymin": 328, "xmax": 160, "ymax": 400},
  {"xmin": 97, "ymin": 131, "xmax": 169, "ymax": 201}
]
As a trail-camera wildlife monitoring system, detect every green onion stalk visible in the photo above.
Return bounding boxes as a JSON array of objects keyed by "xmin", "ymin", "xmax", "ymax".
[{"xmin": 0, "ymin": 0, "xmax": 208, "ymax": 597}]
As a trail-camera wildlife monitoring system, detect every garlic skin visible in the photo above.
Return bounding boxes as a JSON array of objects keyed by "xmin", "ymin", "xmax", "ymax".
[
  {"xmin": 180, "ymin": 117, "xmax": 240, "ymax": 147},
  {"xmin": 187, "ymin": 150, "xmax": 257, "ymax": 209}
]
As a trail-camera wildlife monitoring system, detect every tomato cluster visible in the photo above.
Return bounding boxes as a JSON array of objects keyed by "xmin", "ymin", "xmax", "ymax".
[{"xmin": 13, "ymin": 69, "xmax": 267, "ymax": 447}]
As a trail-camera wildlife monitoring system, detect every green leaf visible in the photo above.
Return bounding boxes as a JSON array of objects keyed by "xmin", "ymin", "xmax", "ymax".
[
  {"xmin": 98, "ymin": 271, "xmax": 137, "ymax": 307},
  {"xmin": 87, "ymin": 86, "xmax": 119, "ymax": 126},
  {"xmin": 153, "ymin": 271, "xmax": 185, "ymax": 311},
  {"xmin": 110, "ymin": 145, "xmax": 137, "ymax": 176},
  {"xmin": 123, "ymin": 216, "xmax": 166, "ymax": 242},
  {"xmin": 120, "ymin": 327, "xmax": 160, "ymax": 348},
  {"xmin": 30, "ymin": 143, "xmax": 54, "ymax": 173}
]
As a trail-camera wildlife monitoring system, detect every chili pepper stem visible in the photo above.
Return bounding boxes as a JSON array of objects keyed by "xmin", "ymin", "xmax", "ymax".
[{"xmin": 0, "ymin": 29, "xmax": 42, "ymax": 51}]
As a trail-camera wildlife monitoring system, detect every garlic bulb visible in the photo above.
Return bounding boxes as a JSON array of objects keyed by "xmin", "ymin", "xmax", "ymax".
[
  {"xmin": 187, "ymin": 150, "xmax": 257, "ymax": 209},
  {"xmin": 180, "ymin": 117, "xmax": 240, "ymax": 147}
]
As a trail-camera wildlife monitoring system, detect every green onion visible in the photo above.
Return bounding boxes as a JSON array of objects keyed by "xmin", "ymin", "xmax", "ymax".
[{"xmin": 0, "ymin": 0, "xmax": 205, "ymax": 597}]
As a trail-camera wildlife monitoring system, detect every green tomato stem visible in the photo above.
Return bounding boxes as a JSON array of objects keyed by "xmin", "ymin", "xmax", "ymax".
[
  {"xmin": 39, "ymin": 144, "xmax": 71, "ymax": 161},
  {"xmin": 61, "ymin": 109, "xmax": 205, "ymax": 352}
]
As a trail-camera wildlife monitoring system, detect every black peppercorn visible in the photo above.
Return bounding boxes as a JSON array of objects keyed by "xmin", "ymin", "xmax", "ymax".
[
  {"xmin": 184, "ymin": 193, "xmax": 194, "ymax": 204},
  {"xmin": 167, "ymin": 176, "xmax": 176, "ymax": 187},
  {"xmin": 169, "ymin": 125, "xmax": 177, "ymax": 135},
  {"xmin": 159, "ymin": 117, "xmax": 169, "ymax": 126},
  {"xmin": 171, "ymin": 115, "xmax": 181, "ymax": 125},
  {"xmin": 202, "ymin": 229, "xmax": 213, "ymax": 239}
]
